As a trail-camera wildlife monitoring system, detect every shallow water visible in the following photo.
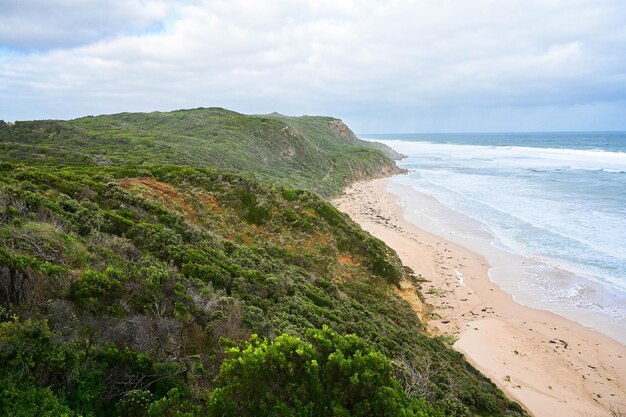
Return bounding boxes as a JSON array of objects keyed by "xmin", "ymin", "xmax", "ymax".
[{"xmin": 363, "ymin": 132, "xmax": 626, "ymax": 344}]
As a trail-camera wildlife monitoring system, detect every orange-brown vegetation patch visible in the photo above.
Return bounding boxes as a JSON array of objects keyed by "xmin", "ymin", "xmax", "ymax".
[
  {"xmin": 338, "ymin": 254, "xmax": 357, "ymax": 266},
  {"xmin": 237, "ymin": 224, "xmax": 261, "ymax": 245},
  {"xmin": 117, "ymin": 178, "xmax": 223, "ymax": 221},
  {"xmin": 118, "ymin": 177, "xmax": 176, "ymax": 198},
  {"xmin": 196, "ymin": 192, "xmax": 220, "ymax": 211},
  {"xmin": 277, "ymin": 232, "xmax": 331, "ymax": 257},
  {"xmin": 117, "ymin": 177, "xmax": 195, "ymax": 217},
  {"xmin": 240, "ymin": 235, "xmax": 255, "ymax": 245},
  {"xmin": 302, "ymin": 232, "xmax": 330, "ymax": 251},
  {"xmin": 118, "ymin": 177, "xmax": 220, "ymax": 218}
]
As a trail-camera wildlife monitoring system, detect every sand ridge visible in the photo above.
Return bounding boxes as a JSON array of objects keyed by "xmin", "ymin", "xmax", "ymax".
[{"xmin": 333, "ymin": 178, "xmax": 626, "ymax": 417}]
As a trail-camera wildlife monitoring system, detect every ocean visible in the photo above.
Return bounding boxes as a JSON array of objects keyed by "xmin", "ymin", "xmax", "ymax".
[{"xmin": 361, "ymin": 132, "xmax": 626, "ymax": 344}]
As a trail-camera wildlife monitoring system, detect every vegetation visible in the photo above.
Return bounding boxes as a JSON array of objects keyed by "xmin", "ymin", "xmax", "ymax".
[
  {"xmin": 0, "ymin": 109, "xmax": 525, "ymax": 416},
  {"xmin": 0, "ymin": 108, "xmax": 401, "ymax": 197},
  {"xmin": 264, "ymin": 112, "xmax": 406, "ymax": 160},
  {"xmin": 208, "ymin": 326, "xmax": 449, "ymax": 417}
]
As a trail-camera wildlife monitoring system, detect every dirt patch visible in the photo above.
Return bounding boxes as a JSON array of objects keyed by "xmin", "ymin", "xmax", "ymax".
[
  {"xmin": 338, "ymin": 254, "xmax": 357, "ymax": 266},
  {"xmin": 396, "ymin": 281, "xmax": 428, "ymax": 328}
]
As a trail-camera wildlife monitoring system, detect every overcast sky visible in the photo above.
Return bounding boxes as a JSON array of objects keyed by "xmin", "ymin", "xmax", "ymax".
[{"xmin": 1, "ymin": 0, "xmax": 625, "ymax": 132}]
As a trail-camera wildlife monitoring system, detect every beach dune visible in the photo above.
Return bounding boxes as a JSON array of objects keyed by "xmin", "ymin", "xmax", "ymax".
[{"xmin": 334, "ymin": 178, "xmax": 626, "ymax": 417}]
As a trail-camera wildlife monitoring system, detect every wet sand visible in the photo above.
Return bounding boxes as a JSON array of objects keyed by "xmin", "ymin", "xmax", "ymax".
[{"xmin": 333, "ymin": 178, "xmax": 626, "ymax": 417}]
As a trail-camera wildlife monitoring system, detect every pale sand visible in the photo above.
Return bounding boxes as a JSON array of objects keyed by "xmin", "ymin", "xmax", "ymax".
[{"xmin": 333, "ymin": 178, "xmax": 626, "ymax": 417}]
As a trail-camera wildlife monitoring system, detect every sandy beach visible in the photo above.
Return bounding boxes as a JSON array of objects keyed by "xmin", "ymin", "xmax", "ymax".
[{"xmin": 334, "ymin": 178, "xmax": 626, "ymax": 417}]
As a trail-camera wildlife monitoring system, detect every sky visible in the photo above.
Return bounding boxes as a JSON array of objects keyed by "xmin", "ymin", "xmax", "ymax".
[{"xmin": 1, "ymin": 0, "xmax": 626, "ymax": 133}]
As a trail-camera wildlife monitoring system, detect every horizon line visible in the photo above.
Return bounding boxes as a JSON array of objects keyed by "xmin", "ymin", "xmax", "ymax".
[{"xmin": 358, "ymin": 130, "xmax": 626, "ymax": 136}]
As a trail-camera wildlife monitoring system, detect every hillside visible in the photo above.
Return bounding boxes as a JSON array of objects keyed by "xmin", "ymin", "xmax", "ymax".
[
  {"xmin": 0, "ymin": 108, "xmax": 401, "ymax": 197},
  {"xmin": 0, "ymin": 109, "xmax": 526, "ymax": 416},
  {"xmin": 0, "ymin": 163, "xmax": 524, "ymax": 416},
  {"xmin": 262, "ymin": 112, "xmax": 406, "ymax": 160}
]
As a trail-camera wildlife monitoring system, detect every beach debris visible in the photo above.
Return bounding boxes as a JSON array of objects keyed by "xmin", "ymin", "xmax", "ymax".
[
  {"xmin": 454, "ymin": 269, "xmax": 468, "ymax": 287},
  {"xmin": 549, "ymin": 339, "xmax": 569, "ymax": 349}
]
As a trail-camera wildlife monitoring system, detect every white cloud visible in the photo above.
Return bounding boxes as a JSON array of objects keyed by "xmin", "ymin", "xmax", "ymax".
[
  {"xmin": 1, "ymin": 0, "xmax": 625, "ymax": 131},
  {"xmin": 0, "ymin": 0, "xmax": 181, "ymax": 49}
]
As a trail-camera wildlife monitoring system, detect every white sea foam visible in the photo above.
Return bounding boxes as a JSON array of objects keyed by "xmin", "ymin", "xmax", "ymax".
[
  {"xmin": 374, "ymin": 140, "xmax": 626, "ymax": 172},
  {"xmin": 454, "ymin": 269, "xmax": 467, "ymax": 287},
  {"xmin": 379, "ymin": 136, "xmax": 626, "ymax": 344}
]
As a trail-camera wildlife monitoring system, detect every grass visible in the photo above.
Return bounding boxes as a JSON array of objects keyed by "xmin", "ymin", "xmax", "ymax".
[{"xmin": 427, "ymin": 287, "xmax": 446, "ymax": 297}]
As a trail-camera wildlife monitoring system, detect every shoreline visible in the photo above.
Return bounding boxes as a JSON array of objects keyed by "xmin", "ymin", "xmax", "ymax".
[
  {"xmin": 333, "ymin": 177, "xmax": 626, "ymax": 417},
  {"xmin": 385, "ymin": 176, "xmax": 626, "ymax": 347}
]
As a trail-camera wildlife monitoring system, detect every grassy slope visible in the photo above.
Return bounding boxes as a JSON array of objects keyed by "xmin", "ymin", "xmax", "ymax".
[
  {"xmin": 262, "ymin": 112, "xmax": 406, "ymax": 160},
  {"xmin": 0, "ymin": 108, "xmax": 400, "ymax": 197}
]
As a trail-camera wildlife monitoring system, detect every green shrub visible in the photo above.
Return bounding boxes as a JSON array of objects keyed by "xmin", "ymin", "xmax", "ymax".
[
  {"xmin": 281, "ymin": 188, "xmax": 299, "ymax": 201},
  {"xmin": 208, "ymin": 326, "xmax": 447, "ymax": 417},
  {"xmin": 71, "ymin": 268, "xmax": 123, "ymax": 306},
  {"xmin": 316, "ymin": 202, "xmax": 344, "ymax": 226}
]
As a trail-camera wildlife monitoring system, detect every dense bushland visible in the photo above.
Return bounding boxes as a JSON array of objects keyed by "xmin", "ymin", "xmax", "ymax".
[{"xmin": 0, "ymin": 163, "xmax": 525, "ymax": 416}]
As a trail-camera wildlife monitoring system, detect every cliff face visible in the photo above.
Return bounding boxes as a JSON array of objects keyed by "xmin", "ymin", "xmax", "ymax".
[
  {"xmin": 328, "ymin": 118, "xmax": 353, "ymax": 138},
  {"xmin": 0, "ymin": 108, "xmax": 401, "ymax": 196},
  {"xmin": 327, "ymin": 118, "xmax": 407, "ymax": 160},
  {"xmin": 362, "ymin": 139, "xmax": 408, "ymax": 160}
]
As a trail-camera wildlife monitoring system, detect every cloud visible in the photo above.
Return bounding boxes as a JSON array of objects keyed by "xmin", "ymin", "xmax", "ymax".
[
  {"xmin": 0, "ymin": 0, "xmax": 181, "ymax": 50},
  {"xmin": 1, "ymin": 0, "xmax": 626, "ymax": 131}
]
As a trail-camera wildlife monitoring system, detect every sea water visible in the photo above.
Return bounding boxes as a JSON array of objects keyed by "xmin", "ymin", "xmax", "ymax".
[{"xmin": 361, "ymin": 132, "xmax": 626, "ymax": 344}]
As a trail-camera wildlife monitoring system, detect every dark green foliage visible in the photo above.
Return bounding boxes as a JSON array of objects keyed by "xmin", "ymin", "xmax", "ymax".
[
  {"xmin": 0, "ymin": 160, "xmax": 526, "ymax": 414},
  {"xmin": 0, "ymin": 317, "xmax": 192, "ymax": 417},
  {"xmin": 0, "ymin": 249, "xmax": 64, "ymax": 305},
  {"xmin": 208, "ymin": 326, "xmax": 448, "ymax": 417},
  {"xmin": 237, "ymin": 189, "xmax": 272, "ymax": 224},
  {"xmin": 316, "ymin": 201, "xmax": 345, "ymax": 226},
  {"xmin": 281, "ymin": 187, "xmax": 299, "ymax": 201},
  {"xmin": 71, "ymin": 268, "xmax": 124, "ymax": 308}
]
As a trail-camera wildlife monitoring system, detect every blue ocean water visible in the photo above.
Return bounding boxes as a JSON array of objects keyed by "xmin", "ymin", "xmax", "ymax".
[
  {"xmin": 362, "ymin": 132, "xmax": 626, "ymax": 341},
  {"xmin": 368, "ymin": 131, "xmax": 626, "ymax": 153}
]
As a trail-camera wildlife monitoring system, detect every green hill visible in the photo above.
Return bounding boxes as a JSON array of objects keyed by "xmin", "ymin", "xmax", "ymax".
[
  {"xmin": 262, "ymin": 112, "xmax": 406, "ymax": 160},
  {"xmin": 0, "ymin": 109, "xmax": 526, "ymax": 416},
  {"xmin": 0, "ymin": 108, "xmax": 401, "ymax": 197}
]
